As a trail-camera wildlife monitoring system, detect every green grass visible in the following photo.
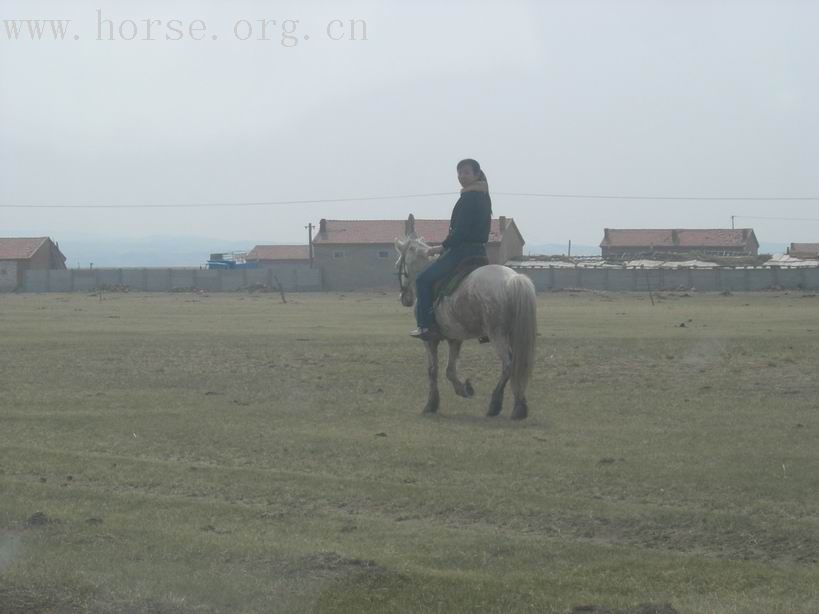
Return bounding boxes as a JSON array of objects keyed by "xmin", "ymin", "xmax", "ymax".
[{"xmin": 1, "ymin": 290, "xmax": 818, "ymax": 613}]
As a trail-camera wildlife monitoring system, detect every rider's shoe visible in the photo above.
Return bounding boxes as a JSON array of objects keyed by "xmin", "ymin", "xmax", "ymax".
[{"xmin": 410, "ymin": 327, "xmax": 433, "ymax": 340}]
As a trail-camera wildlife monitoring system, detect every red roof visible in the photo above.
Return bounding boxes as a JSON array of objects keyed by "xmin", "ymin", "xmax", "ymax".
[
  {"xmin": 313, "ymin": 219, "xmax": 506, "ymax": 245},
  {"xmin": 790, "ymin": 243, "xmax": 819, "ymax": 255},
  {"xmin": 247, "ymin": 245, "xmax": 310, "ymax": 261},
  {"xmin": 0, "ymin": 237, "xmax": 50, "ymax": 260},
  {"xmin": 601, "ymin": 228, "xmax": 757, "ymax": 248}
]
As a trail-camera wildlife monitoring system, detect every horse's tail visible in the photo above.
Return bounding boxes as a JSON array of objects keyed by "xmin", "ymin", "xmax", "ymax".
[{"xmin": 506, "ymin": 273, "xmax": 537, "ymax": 397}]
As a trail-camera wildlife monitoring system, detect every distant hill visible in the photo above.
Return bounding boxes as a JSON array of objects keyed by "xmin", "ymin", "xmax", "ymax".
[
  {"xmin": 759, "ymin": 242, "xmax": 788, "ymax": 255},
  {"xmin": 50, "ymin": 236, "xmax": 792, "ymax": 268},
  {"xmin": 57, "ymin": 235, "xmax": 270, "ymax": 268}
]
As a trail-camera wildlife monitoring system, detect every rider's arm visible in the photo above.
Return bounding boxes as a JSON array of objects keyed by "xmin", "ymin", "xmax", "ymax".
[{"xmin": 443, "ymin": 193, "xmax": 489, "ymax": 249}]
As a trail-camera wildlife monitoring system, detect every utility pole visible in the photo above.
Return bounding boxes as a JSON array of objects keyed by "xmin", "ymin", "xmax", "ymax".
[
  {"xmin": 731, "ymin": 215, "xmax": 735, "ymax": 229},
  {"xmin": 568, "ymin": 240, "xmax": 572, "ymax": 258},
  {"xmin": 305, "ymin": 223, "xmax": 314, "ymax": 268}
]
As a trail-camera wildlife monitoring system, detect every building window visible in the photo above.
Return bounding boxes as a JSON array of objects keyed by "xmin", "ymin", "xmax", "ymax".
[
  {"xmin": 377, "ymin": 250, "xmax": 389, "ymax": 258},
  {"xmin": 333, "ymin": 251, "xmax": 345, "ymax": 258}
]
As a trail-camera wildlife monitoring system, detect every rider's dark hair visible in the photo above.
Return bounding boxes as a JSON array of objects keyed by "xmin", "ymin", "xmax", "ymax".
[
  {"xmin": 457, "ymin": 158, "xmax": 488, "ymax": 183},
  {"xmin": 457, "ymin": 159, "xmax": 491, "ymax": 214}
]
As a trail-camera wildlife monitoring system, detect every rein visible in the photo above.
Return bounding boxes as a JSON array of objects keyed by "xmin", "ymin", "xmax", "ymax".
[{"xmin": 397, "ymin": 250, "xmax": 410, "ymax": 294}]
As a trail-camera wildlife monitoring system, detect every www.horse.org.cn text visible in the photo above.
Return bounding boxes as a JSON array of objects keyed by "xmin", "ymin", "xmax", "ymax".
[{"xmin": 2, "ymin": 12, "xmax": 369, "ymax": 46}]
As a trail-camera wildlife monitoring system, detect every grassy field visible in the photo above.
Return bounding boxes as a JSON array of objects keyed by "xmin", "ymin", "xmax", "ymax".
[{"xmin": 1, "ymin": 289, "xmax": 818, "ymax": 613}]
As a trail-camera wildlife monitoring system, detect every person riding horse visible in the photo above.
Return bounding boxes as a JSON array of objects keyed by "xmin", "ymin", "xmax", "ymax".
[{"xmin": 409, "ymin": 159, "xmax": 492, "ymax": 340}]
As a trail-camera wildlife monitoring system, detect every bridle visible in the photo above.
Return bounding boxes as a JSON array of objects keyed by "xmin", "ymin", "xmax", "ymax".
[{"xmin": 397, "ymin": 249, "xmax": 411, "ymax": 296}]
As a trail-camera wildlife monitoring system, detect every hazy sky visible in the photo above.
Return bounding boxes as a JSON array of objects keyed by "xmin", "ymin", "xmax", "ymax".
[{"xmin": 2, "ymin": 0, "xmax": 818, "ymax": 246}]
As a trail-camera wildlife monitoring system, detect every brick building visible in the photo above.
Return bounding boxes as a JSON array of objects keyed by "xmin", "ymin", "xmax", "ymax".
[
  {"xmin": 312, "ymin": 215, "xmax": 524, "ymax": 290},
  {"xmin": 600, "ymin": 228, "xmax": 759, "ymax": 259},
  {"xmin": 788, "ymin": 243, "xmax": 819, "ymax": 259},
  {"xmin": 247, "ymin": 245, "xmax": 311, "ymax": 266},
  {"xmin": 0, "ymin": 237, "xmax": 66, "ymax": 291}
]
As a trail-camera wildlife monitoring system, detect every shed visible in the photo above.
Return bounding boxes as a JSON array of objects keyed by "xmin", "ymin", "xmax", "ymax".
[
  {"xmin": 0, "ymin": 237, "xmax": 67, "ymax": 291},
  {"xmin": 600, "ymin": 228, "xmax": 759, "ymax": 259}
]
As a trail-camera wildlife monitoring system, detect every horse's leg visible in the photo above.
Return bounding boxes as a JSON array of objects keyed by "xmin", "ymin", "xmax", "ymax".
[
  {"xmin": 487, "ymin": 335, "xmax": 512, "ymax": 417},
  {"xmin": 508, "ymin": 332, "xmax": 530, "ymax": 421},
  {"xmin": 423, "ymin": 338, "xmax": 440, "ymax": 414},
  {"xmin": 511, "ymin": 392, "xmax": 529, "ymax": 420},
  {"xmin": 445, "ymin": 340, "xmax": 475, "ymax": 398}
]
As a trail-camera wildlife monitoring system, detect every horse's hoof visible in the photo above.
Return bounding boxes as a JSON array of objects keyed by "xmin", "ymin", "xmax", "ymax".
[
  {"xmin": 422, "ymin": 404, "xmax": 439, "ymax": 415},
  {"xmin": 464, "ymin": 379, "xmax": 475, "ymax": 398},
  {"xmin": 511, "ymin": 402, "xmax": 528, "ymax": 420},
  {"xmin": 487, "ymin": 402, "xmax": 502, "ymax": 417}
]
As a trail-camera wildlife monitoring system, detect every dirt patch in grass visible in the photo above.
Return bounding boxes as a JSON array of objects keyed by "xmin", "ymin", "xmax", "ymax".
[
  {"xmin": 572, "ymin": 604, "xmax": 678, "ymax": 614},
  {"xmin": 0, "ymin": 582, "xmax": 92, "ymax": 614}
]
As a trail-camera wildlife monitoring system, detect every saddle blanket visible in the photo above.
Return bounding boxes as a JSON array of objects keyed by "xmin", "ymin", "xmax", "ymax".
[{"xmin": 433, "ymin": 255, "xmax": 489, "ymax": 304}]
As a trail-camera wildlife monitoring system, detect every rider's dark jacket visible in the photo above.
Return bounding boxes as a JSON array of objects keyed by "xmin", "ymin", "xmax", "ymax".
[{"xmin": 441, "ymin": 191, "xmax": 492, "ymax": 250}]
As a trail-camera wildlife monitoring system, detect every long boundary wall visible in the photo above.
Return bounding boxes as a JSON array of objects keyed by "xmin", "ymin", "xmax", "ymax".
[
  {"xmin": 21, "ymin": 266, "xmax": 321, "ymax": 293},
  {"xmin": 15, "ymin": 265, "xmax": 819, "ymax": 293},
  {"xmin": 511, "ymin": 266, "xmax": 819, "ymax": 292}
]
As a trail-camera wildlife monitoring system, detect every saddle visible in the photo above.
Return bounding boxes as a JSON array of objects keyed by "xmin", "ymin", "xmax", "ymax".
[{"xmin": 432, "ymin": 255, "xmax": 489, "ymax": 305}]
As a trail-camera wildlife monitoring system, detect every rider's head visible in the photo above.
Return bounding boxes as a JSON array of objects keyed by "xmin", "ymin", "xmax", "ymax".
[{"xmin": 457, "ymin": 159, "xmax": 487, "ymax": 189}]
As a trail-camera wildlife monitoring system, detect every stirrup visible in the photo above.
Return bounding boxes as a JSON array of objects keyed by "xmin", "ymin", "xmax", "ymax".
[{"xmin": 410, "ymin": 327, "xmax": 430, "ymax": 339}]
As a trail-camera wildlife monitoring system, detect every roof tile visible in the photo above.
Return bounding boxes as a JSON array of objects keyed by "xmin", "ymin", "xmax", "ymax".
[
  {"xmin": 247, "ymin": 245, "xmax": 310, "ymax": 261},
  {"xmin": 601, "ymin": 229, "xmax": 756, "ymax": 248},
  {"xmin": 0, "ymin": 237, "xmax": 49, "ymax": 260},
  {"xmin": 313, "ymin": 219, "xmax": 504, "ymax": 245}
]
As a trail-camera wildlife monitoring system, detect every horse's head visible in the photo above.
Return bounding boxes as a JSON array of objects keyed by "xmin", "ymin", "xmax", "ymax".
[{"xmin": 394, "ymin": 235, "xmax": 435, "ymax": 307}]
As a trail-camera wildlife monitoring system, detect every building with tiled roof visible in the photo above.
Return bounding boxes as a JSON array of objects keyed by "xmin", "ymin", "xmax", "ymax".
[
  {"xmin": 600, "ymin": 228, "xmax": 759, "ymax": 259},
  {"xmin": 788, "ymin": 243, "xmax": 819, "ymax": 259},
  {"xmin": 313, "ymin": 215, "xmax": 524, "ymax": 290},
  {"xmin": 0, "ymin": 237, "xmax": 66, "ymax": 291},
  {"xmin": 247, "ymin": 245, "xmax": 311, "ymax": 265}
]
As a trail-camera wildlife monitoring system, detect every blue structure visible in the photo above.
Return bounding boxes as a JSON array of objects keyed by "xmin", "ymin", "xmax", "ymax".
[{"xmin": 206, "ymin": 252, "xmax": 259, "ymax": 270}]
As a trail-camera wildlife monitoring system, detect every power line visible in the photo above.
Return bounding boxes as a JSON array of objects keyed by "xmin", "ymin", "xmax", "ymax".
[
  {"xmin": 0, "ymin": 192, "xmax": 459, "ymax": 209},
  {"xmin": 495, "ymin": 192, "xmax": 819, "ymax": 202},
  {"xmin": 731, "ymin": 215, "xmax": 819, "ymax": 222},
  {"xmin": 2, "ymin": 191, "xmax": 819, "ymax": 209}
]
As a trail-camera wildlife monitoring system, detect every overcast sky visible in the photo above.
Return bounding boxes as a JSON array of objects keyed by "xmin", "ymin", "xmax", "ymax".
[{"xmin": 2, "ymin": 0, "xmax": 818, "ymax": 247}]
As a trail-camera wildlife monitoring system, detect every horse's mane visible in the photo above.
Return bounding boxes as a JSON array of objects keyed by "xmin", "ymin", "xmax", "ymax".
[{"xmin": 396, "ymin": 235, "xmax": 433, "ymax": 255}]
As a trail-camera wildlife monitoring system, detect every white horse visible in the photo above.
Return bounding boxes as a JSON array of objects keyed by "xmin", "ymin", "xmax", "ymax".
[{"xmin": 395, "ymin": 236, "xmax": 537, "ymax": 420}]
